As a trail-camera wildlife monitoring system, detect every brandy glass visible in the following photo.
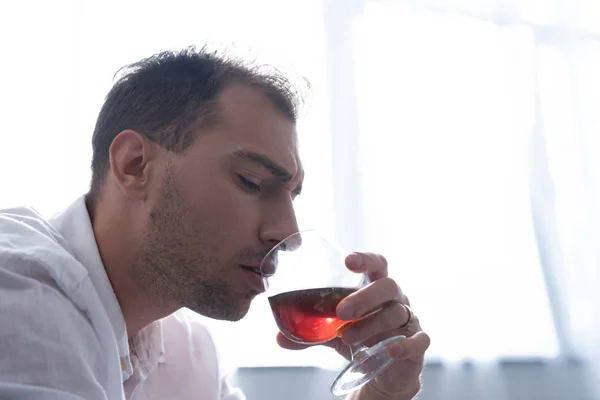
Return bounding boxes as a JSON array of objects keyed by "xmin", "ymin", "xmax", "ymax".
[{"xmin": 260, "ymin": 231, "xmax": 405, "ymax": 396}]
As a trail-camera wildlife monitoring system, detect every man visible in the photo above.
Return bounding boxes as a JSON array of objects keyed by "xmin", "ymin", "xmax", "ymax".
[{"xmin": 0, "ymin": 47, "xmax": 430, "ymax": 399}]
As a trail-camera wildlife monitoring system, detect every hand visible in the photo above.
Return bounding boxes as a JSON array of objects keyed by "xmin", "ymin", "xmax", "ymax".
[{"xmin": 276, "ymin": 252, "xmax": 430, "ymax": 399}]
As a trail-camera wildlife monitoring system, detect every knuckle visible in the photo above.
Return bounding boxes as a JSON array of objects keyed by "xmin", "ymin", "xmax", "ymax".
[
  {"xmin": 376, "ymin": 253, "xmax": 388, "ymax": 268},
  {"xmin": 375, "ymin": 254, "xmax": 389, "ymax": 275},
  {"xmin": 410, "ymin": 314, "xmax": 425, "ymax": 333},
  {"xmin": 380, "ymin": 278, "xmax": 401, "ymax": 299},
  {"xmin": 380, "ymin": 277, "xmax": 397, "ymax": 292},
  {"xmin": 412, "ymin": 314, "xmax": 420, "ymax": 326},
  {"xmin": 364, "ymin": 253, "xmax": 388, "ymax": 273},
  {"xmin": 421, "ymin": 331, "xmax": 432, "ymax": 348}
]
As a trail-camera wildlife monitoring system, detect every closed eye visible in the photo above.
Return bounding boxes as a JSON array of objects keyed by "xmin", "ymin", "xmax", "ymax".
[{"xmin": 238, "ymin": 175, "xmax": 261, "ymax": 193}]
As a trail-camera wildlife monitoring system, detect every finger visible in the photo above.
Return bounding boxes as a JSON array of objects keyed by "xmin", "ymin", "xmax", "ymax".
[
  {"xmin": 345, "ymin": 252, "xmax": 388, "ymax": 281},
  {"xmin": 321, "ymin": 338, "xmax": 352, "ymax": 361},
  {"xmin": 277, "ymin": 332, "xmax": 354, "ymax": 361},
  {"xmin": 371, "ymin": 359, "xmax": 423, "ymax": 399},
  {"xmin": 340, "ymin": 302, "xmax": 411, "ymax": 345},
  {"xmin": 337, "ymin": 277, "xmax": 403, "ymax": 321},
  {"xmin": 388, "ymin": 331, "xmax": 431, "ymax": 361},
  {"xmin": 275, "ymin": 332, "xmax": 311, "ymax": 350}
]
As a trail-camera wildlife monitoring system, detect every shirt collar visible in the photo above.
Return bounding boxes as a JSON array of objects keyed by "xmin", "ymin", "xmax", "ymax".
[
  {"xmin": 129, "ymin": 319, "xmax": 166, "ymax": 379},
  {"xmin": 49, "ymin": 195, "xmax": 132, "ymax": 377}
]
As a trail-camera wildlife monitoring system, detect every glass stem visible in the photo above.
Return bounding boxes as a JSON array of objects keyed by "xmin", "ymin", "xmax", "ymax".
[{"xmin": 349, "ymin": 343, "xmax": 369, "ymax": 362}]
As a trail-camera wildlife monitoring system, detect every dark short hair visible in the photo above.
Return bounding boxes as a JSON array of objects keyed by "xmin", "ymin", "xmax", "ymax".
[{"xmin": 88, "ymin": 46, "xmax": 306, "ymax": 209}]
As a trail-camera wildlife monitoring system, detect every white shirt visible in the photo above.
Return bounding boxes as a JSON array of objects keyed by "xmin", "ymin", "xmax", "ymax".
[{"xmin": 0, "ymin": 197, "xmax": 245, "ymax": 400}]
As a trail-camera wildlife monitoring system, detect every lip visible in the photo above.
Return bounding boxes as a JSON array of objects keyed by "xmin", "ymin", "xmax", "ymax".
[
  {"xmin": 259, "ymin": 259, "xmax": 277, "ymax": 276},
  {"xmin": 240, "ymin": 265, "xmax": 266, "ymax": 293}
]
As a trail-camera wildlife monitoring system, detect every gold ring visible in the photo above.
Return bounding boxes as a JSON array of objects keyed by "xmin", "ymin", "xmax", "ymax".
[{"xmin": 399, "ymin": 304, "xmax": 414, "ymax": 329}]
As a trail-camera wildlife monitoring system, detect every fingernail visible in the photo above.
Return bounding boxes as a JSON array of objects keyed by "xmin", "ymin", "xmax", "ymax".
[
  {"xmin": 337, "ymin": 301, "xmax": 354, "ymax": 320},
  {"xmin": 347, "ymin": 253, "xmax": 363, "ymax": 269},
  {"xmin": 388, "ymin": 342, "xmax": 405, "ymax": 358}
]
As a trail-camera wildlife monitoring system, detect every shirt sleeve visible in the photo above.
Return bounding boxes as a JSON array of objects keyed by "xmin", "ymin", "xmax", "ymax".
[{"xmin": 0, "ymin": 256, "xmax": 108, "ymax": 400}]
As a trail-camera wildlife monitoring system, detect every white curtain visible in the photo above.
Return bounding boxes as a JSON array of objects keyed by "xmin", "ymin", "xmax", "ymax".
[
  {"xmin": 1, "ymin": 0, "xmax": 598, "ymax": 392},
  {"xmin": 344, "ymin": 0, "xmax": 600, "ymax": 392}
]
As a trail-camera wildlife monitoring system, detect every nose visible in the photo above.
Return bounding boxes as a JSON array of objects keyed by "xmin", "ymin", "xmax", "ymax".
[
  {"xmin": 260, "ymin": 217, "xmax": 300, "ymax": 249},
  {"xmin": 259, "ymin": 200, "xmax": 300, "ymax": 249},
  {"xmin": 259, "ymin": 230, "xmax": 302, "ymax": 278}
]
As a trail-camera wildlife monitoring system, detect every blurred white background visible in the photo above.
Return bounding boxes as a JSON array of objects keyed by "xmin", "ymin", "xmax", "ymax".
[{"xmin": 1, "ymin": 0, "xmax": 599, "ymax": 399}]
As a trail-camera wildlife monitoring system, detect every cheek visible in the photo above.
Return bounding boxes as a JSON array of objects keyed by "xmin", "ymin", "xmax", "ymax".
[{"xmin": 184, "ymin": 172, "xmax": 262, "ymax": 234}]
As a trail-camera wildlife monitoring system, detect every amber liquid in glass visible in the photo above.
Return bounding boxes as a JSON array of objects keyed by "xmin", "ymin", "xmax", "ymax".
[{"xmin": 269, "ymin": 287, "xmax": 357, "ymax": 343}]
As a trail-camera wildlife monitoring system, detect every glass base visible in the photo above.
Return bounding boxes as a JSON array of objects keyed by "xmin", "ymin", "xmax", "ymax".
[{"xmin": 330, "ymin": 335, "xmax": 406, "ymax": 397}]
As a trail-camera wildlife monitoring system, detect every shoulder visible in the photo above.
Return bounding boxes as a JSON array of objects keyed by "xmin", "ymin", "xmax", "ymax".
[
  {"xmin": 0, "ymin": 275, "xmax": 109, "ymax": 399},
  {"xmin": 0, "ymin": 237, "xmax": 108, "ymax": 397},
  {"xmin": 0, "ymin": 205, "xmax": 95, "ymax": 338},
  {"xmin": 0, "ymin": 205, "xmax": 87, "ymax": 292},
  {"xmin": 0, "ymin": 207, "xmax": 120, "ymax": 398},
  {"xmin": 0, "ymin": 205, "xmax": 64, "ymax": 246}
]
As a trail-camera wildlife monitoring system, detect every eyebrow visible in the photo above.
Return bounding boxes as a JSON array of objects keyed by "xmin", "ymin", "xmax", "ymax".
[{"xmin": 232, "ymin": 150, "xmax": 303, "ymax": 195}]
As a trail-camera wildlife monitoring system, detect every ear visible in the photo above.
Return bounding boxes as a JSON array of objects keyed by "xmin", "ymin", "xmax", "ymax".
[{"xmin": 108, "ymin": 130, "xmax": 157, "ymax": 201}]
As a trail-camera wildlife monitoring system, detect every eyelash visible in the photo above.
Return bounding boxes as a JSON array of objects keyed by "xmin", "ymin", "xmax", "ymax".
[{"xmin": 238, "ymin": 175, "xmax": 261, "ymax": 193}]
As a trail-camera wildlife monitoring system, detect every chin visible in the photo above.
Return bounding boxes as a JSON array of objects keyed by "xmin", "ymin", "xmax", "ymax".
[
  {"xmin": 209, "ymin": 307, "xmax": 248, "ymax": 322},
  {"xmin": 225, "ymin": 297, "xmax": 254, "ymax": 321},
  {"xmin": 191, "ymin": 295, "xmax": 255, "ymax": 322}
]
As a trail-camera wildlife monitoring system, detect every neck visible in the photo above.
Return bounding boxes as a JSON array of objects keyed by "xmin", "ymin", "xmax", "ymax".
[{"xmin": 87, "ymin": 196, "xmax": 177, "ymax": 336}]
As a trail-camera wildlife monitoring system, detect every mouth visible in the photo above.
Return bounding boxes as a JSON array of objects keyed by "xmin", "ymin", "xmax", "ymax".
[
  {"xmin": 259, "ymin": 259, "xmax": 277, "ymax": 277},
  {"xmin": 240, "ymin": 265, "xmax": 263, "ymax": 277},
  {"xmin": 239, "ymin": 264, "xmax": 266, "ymax": 293}
]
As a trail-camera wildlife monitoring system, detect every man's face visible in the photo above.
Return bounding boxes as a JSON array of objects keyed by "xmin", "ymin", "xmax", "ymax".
[{"xmin": 134, "ymin": 84, "xmax": 303, "ymax": 321}]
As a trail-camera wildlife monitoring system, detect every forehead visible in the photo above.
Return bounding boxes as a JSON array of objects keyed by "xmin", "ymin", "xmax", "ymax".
[{"xmin": 187, "ymin": 84, "xmax": 302, "ymax": 175}]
